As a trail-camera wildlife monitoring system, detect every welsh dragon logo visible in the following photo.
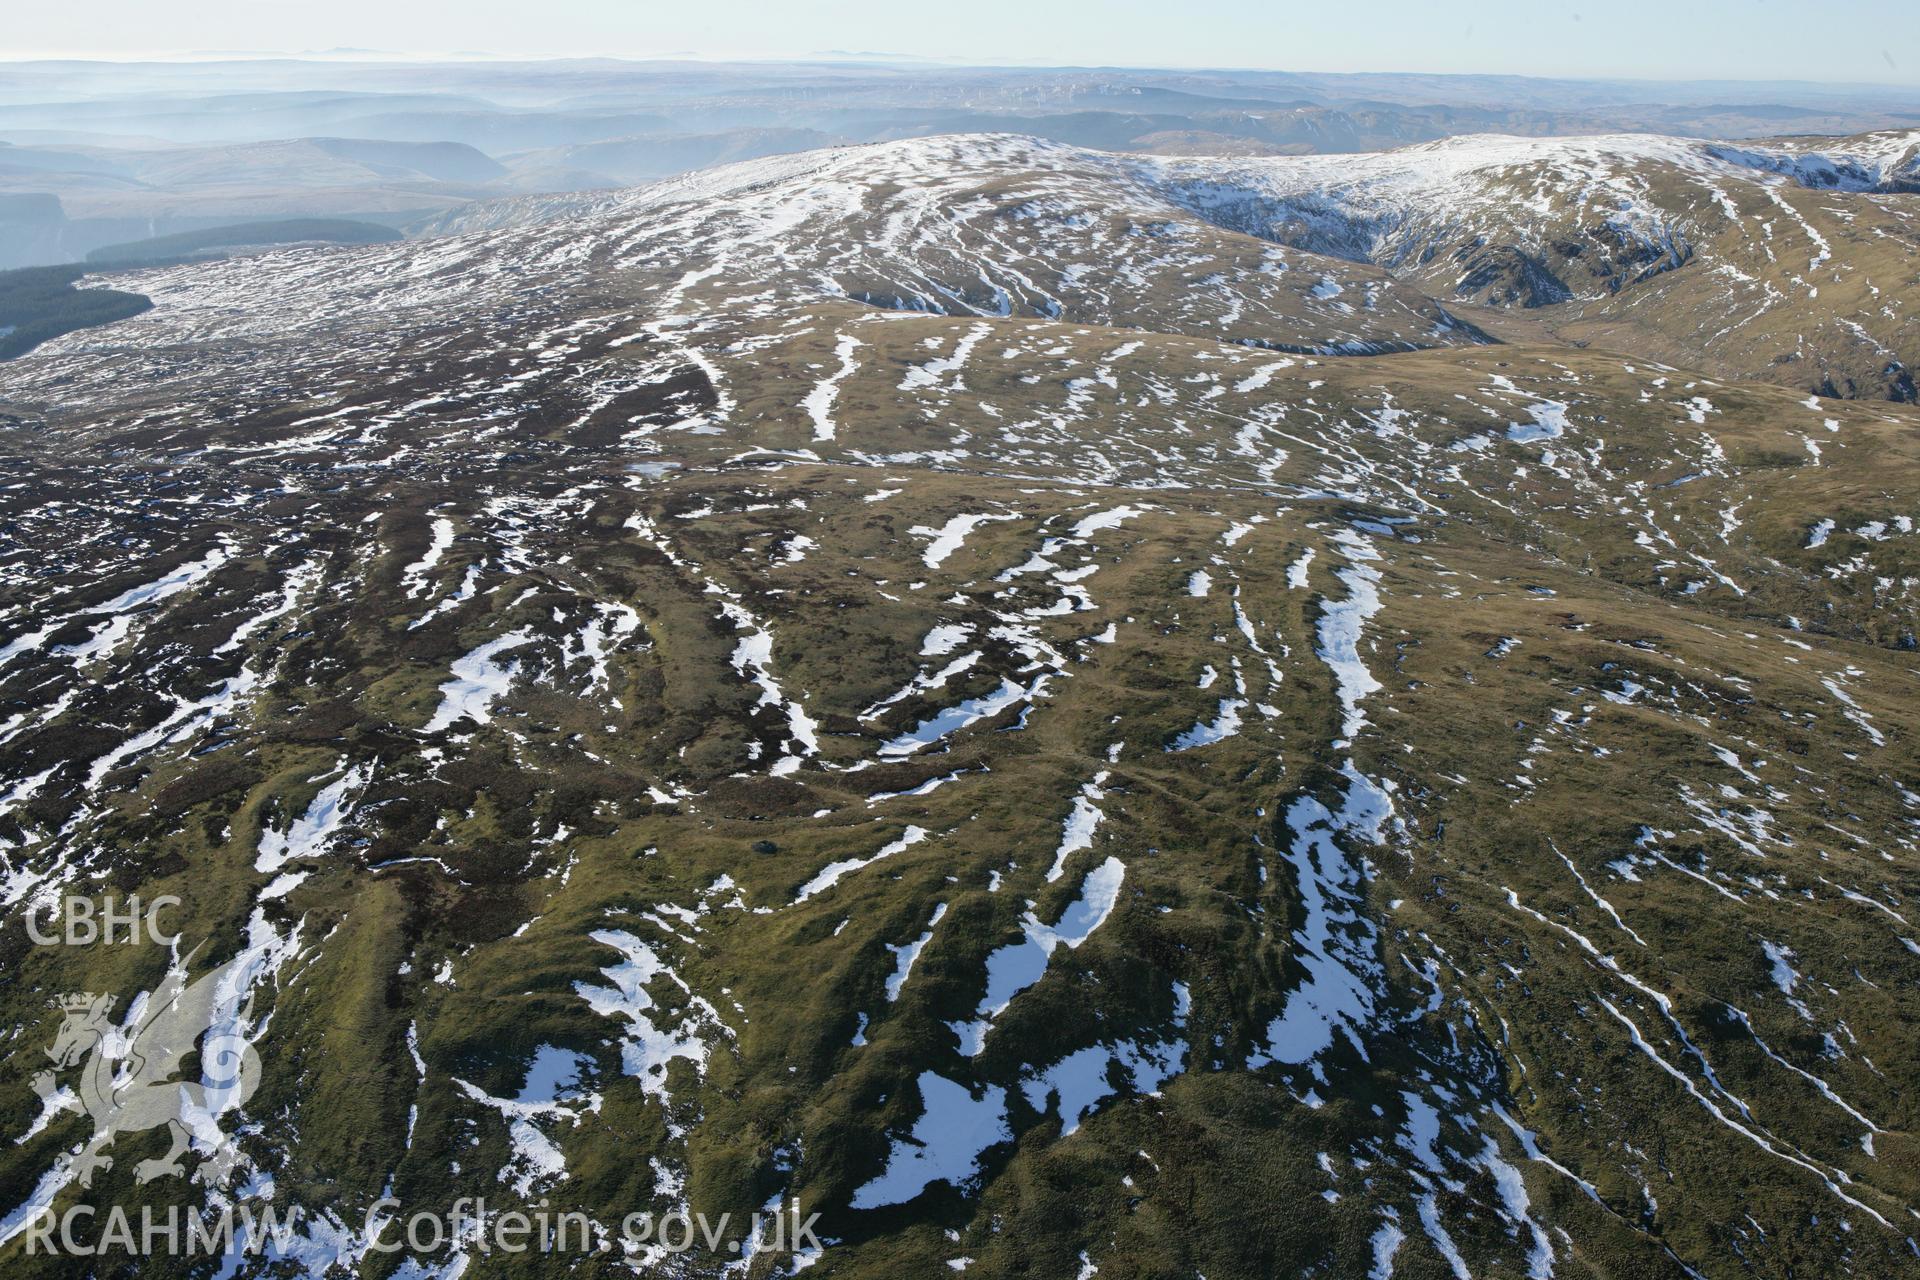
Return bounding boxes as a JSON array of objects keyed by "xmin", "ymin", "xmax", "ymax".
[{"xmin": 31, "ymin": 947, "xmax": 263, "ymax": 1189}]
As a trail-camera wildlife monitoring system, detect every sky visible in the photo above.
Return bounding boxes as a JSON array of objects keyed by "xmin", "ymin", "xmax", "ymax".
[{"xmin": 3, "ymin": 0, "xmax": 1915, "ymax": 86}]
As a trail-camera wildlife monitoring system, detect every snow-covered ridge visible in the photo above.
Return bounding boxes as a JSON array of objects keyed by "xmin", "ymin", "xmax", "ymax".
[
  {"xmin": 408, "ymin": 134, "xmax": 1097, "ymax": 239},
  {"xmin": 1153, "ymin": 127, "xmax": 1920, "ymax": 191},
  {"xmin": 414, "ymin": 126, "xmax": 1920, "ymax": 253},
  {"xmin": 1706, "ymin": 129, "xmax": 1920, "ymax": 191},
  {"xmin": 73, "ymin": 124, "xmax": 1915, "ymax": 355}
]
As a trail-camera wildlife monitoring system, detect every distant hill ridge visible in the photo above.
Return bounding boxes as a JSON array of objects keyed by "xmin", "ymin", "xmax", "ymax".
[{"xmin": 85, "ymin": 217, "xmax": 403, "ymax": 265}]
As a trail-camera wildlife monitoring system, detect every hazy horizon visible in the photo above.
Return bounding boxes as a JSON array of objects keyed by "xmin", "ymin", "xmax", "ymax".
[
  {"xmin": 5, "ymin": 0, "xmax": 1917, "ymax": 87},
  {"xmin": 3, "ymin": 50, "xmax": 1919, "ymax": 96}
]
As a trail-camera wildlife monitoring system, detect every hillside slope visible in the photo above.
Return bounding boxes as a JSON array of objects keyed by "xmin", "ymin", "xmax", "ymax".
[
  {"xmin": 0, "ymin": 133, "xmax": 1916, "ymax": 1280},
  {"xmin": 1148, "ymin": 129, "xmax": 1920, "ymax": 400}
]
